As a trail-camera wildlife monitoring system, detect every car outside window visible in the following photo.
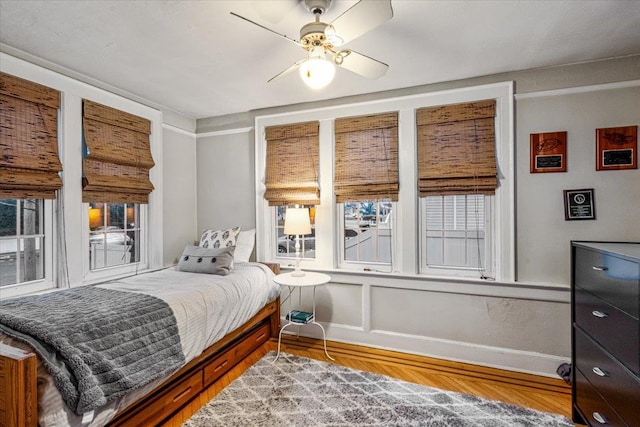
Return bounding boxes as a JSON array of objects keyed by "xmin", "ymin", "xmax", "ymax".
[{"xmin": 88, "ymin": 202, "xmax": 140, "ymax": 270}]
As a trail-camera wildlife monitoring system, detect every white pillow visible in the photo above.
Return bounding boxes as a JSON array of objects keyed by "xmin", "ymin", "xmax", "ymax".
[{"xmin": 234, "ymin": 229, "xmax": 256, "ymax": 263}]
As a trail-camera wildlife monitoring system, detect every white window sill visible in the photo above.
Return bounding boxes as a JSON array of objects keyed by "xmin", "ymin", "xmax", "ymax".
[{"xmin": 276, "ymin": 265, "xmax": 570, "ymax": 303}]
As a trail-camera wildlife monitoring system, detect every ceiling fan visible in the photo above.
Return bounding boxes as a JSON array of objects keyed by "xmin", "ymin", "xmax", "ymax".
[{"xmin": 231, "ymin": 0, "xmax": 393, "ymax": 89}]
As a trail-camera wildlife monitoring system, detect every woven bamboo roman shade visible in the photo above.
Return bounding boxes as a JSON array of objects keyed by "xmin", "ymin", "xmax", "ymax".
[
  {"xmin": 82, "ymin": 100, "xmax": 154, "ymax": 204},
  {"xmin": 334, "ymin": 112, "xmax": 399, "ymax": 203},
  {"xmin": 0, "ymin": 72, "xmax": 62, "ymax": 199},
  {"xmin": 264, "ymin": 121, "xmax": 320, "ymax": 206},
  {"xmin": 417, "ymin": 100, "xmax": 497, "ymax": 196}
]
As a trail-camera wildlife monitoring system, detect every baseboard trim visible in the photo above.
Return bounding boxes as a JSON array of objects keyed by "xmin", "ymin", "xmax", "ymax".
[
  {"xmin": 281, "ymin": 322, "xmax": 570, "ymax": 379},
  {"xmin": 277, "ymin": 335, "xmax": 570, "ymax": 395}
]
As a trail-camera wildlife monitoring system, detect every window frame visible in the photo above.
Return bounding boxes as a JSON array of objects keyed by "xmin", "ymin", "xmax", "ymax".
[
  {"xmin": 419, "ymin": 194, "xmax": 495, "ymax": 279},
  {"xmin": 1, "ymin": 53, "xmax": 164, "ymax": 293},
  {"xmin": 338, "ymin": 200, "xmax": 396, "ymax": 271},
  {"xmin": 0, "ymin": 198, "xmax": 55, "ymax": 298},
  {"xmin": 255, "ymin": 82, "xmax": 514, "ymax": 282},
  {"xmin": 273, "ymin": 205, "xmax": 317, "ymax": 261},
  {"xmin": 82, "ymin": 202, "xmax": 149, "ymax": 283}
]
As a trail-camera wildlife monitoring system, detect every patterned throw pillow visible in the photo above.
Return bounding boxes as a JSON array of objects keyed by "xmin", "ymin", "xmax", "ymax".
[{"xmin": 199, "ymin": 226, "xmax": 242, "ymax": 249}]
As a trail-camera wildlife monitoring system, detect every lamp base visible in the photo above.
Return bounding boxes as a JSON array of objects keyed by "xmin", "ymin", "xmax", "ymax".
[{"xmin": 291, "ymin": 252, "xmax": 305, "ymax": 277}]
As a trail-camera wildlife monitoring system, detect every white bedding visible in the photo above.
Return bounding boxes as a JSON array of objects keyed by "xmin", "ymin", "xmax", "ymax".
[{"xmin": 0, "ymin": 262, "xmax": 279, "ymax": 427}]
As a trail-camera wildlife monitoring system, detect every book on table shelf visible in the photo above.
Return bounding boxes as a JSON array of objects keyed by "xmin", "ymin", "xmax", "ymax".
[{"xmin": 286, "ymin": 310, "xmax": 314, "ymax": 323}]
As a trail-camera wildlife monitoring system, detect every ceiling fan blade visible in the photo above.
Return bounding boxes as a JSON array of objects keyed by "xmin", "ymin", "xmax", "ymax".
[
  {"xmin": 251, "ymin": 0, "xmax": 299, "ymax": 25},
  {"xmin": 230, "ymin": 12, "xmax": 301, "ymax": 47},
  {"xmin": 337, "ymin": 50, "xmax": 388, "ymax": 79},
  {"xmin": 268, "ymin": 59, "xmax": 306, "ymax": 83},
  {"xmin": 329, "ymin": 0, "xmax": 393, "ymax": 46}
]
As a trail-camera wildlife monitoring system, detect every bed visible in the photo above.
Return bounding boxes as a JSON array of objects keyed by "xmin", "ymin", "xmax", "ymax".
[{"xmin": 0, "ymin": 261, "xmax": 281, "ymax": 427}]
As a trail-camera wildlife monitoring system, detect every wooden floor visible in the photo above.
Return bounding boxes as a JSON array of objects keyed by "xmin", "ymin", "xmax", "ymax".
[{"xmin": 165, "ymin": 336, "xmax": 579, "ymax": 426}]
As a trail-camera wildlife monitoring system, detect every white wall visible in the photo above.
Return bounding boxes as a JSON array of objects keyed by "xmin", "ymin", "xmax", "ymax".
[
  {"xmin": 162, "ymin": 125, "xmax": 197, "ymax": 266},
  {"xmin": 195, "ymin": 57, "xmax": 640, "ymax": 376},
  {"xmin": 196, "ymin": 130, "xmax": 256, "ymax": 242},
  {"xmin": 516, "ymin": 84, "xmax": 640, "ymax": 284}
]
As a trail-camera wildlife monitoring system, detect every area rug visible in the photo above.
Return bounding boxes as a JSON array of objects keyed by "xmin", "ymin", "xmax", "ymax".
[{"xmin": 183, "ymin": 351, "xmax": 573, "ymax": 427}]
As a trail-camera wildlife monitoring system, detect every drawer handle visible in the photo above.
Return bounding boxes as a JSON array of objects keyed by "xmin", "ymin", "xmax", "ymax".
[
  {"xmin": 592, "ymin": 412, "xmax": 607, "ymax": 424},
  {"xmin": 591, "ymin": 310, "xmax": 609, "ymax": 318},
  {"xmin": 256, "ymin": 332, "xmax": 266, "ymax": 341},
  {"xmin": 214, "ymin": 360, "xmax": 229, "ymax": 372},
  {"xmin": 592, "ymin": 266, "xmax": 608, "ymax": 271},
  {"xmin": 592, "ymin": 367, "xmax": 607, "ymax": 377},
  {"xmin": 173, "ymin": 386, "xmax": 192, "ymax": 402}
]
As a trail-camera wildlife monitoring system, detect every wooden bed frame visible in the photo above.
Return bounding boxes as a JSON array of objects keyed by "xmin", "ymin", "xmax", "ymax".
[{"xmin": 0, "ymin": 263, "xmax": 280, "ymax": 427}]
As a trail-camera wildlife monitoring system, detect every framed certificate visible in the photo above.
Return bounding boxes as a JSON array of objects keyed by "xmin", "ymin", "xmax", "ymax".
[
  {"xmin": 596, "ymin": 125, "xmax": 637, "ymax": 171},
  {"xmin": 563, "ymin": 189, "xmax": 596, "ymax": 221},
  {"xmin": 530, "ymin": 131, "xmax": 567, "ymax": 173}
]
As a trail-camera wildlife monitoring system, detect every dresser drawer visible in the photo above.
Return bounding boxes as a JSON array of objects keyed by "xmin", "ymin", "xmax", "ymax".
[
  {"xmin": 575, "ymin": 328, "xmax": 640, "ymax": 424},
  {"xmin": 203, "ymin": 322, "xmax": 270, "ymax": 387},
  {"xmin": 574, "ymin": 246, "xmax": 640, "ymax": 318},
  {"xmin": 111, "ymin": 370, "xmax": 203, "ymax": 427},
  {"xmin": 575, "ymin": 368, "xmax": 627, "ymax": 427},
  {"xmin": 574, "ymin": 287, "xmax": 639, "ymax": 374}
]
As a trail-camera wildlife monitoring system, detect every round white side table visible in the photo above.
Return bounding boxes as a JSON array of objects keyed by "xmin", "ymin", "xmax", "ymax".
[{"xmin": 272, "ymin": 271, "xmax": 334, "ymax": 362}]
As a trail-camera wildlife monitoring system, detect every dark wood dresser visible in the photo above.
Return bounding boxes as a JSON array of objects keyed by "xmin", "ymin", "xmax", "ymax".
[{"xmin": 571, "ymin": 241, "xmax": 640, "ymax": 427}]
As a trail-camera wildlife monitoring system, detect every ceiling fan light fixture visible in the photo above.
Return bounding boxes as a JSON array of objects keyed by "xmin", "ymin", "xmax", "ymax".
[
  {"xmin": 299, "ymin": 56, "xmax": 335, "ymax": 89},
  {"xmin": 324, "ymin": 25, "xmax": 344, "ymax": 46}
]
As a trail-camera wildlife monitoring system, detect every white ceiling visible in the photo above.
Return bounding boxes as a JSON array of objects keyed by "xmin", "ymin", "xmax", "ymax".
[{"xmin": 1, "ymin": 0, "xmax": 640, "ymax": 120}]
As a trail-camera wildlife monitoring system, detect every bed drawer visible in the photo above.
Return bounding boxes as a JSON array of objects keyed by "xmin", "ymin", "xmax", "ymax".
[
  {"xmin": 575, "ymin": 368, "xmax": 626, "ymax": 427},
  {"xmin": 574, "ymin": 287, "xmax": 639, "ymax": 374},
  {"xmin": 110, "ymin": 371, "xmax": 203, "ymax": 427},
  {"xmin": 574, "ymin": 246, "xmax": 639, "ymax": 318},
  {"xmin": 203, "ymin": 322, "xmax": 270, "ymax": 387},
  {"xmin": 575, "ymin": 328, "xmax": 640, "ymax": 424}
]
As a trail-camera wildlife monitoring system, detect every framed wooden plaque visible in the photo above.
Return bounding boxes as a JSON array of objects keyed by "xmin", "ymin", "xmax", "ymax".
[
  {"xmin": 596, "ymin": 125, "xmax": 637, "ymax": 171},
  {"xmin": 530, "ymin": 131, "xmax": 567, "ymax": 173}
]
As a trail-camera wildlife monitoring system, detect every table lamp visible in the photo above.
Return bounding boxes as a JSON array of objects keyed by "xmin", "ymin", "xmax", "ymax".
[{"xmin": 284, "ymin": 207, "xmax": 311, "ymax": 277}]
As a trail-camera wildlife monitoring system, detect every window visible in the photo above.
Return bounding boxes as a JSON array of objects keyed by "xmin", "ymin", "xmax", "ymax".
[
  {"xmin": 0, "ymin": 72, "xmax": 60, "ymax": 295},
  {"xmin": 82, "ymin": 100, "xmax": 155, "ymax": 279},
  {"xmin": 88, "ymin": 203, "xmax": 140, "ymax": 270},
  {"xmin": 0, "ymin": 198, "xmax": 54, "ymax": 296},
  {"xmin": 422, "ymin": 195, "xmax": 493, "ymax": 277},
  {"xmin": 263, "ymin": 122, "xmax": 320, "ymax": 263},
  {"xmin": 342, "ymin": 200, "xmax": 393, "ymax": 265},
  {"xmin": 334, "ymin": 112, "xmax": 398, "ymax": 269},
  {"xmin": 0, "ymin": 199, "xmax": 44, "ymax": 285},
  {"xmin": 274, "ymin": 205, "xmax": 316, "ymax": 259},
  {"xmin": 256, "ymin": 83, "xmax": 514, "ymax": 281},
  {"xmin": 417, "ymin": 100, "xmax": 498, "ymax": 279},
  {"xmin": 1, "ymin": 67, "xmax": 163, "ymax": 292}
]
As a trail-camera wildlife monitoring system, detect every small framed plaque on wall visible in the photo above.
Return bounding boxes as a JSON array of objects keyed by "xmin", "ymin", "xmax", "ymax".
[
  {"xmin": 596, "ymin": 125, "xmax": 637, "ymax": 171},
  {"xmin": 563, "ymin": 188, "xmax": 596, "ymax": 221},
  {"xmin": 530, "ymin": 131, "xmax": 567, "ymax": 173}
]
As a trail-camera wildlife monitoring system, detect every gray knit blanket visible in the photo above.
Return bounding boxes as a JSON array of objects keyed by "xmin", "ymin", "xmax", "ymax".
[{"xmin": 0, "ymin": 286, "xmax": 185, "ymax": 415}]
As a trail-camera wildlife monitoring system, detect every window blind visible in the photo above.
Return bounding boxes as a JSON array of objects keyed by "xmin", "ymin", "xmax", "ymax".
[
  {"xmin": 334, "ymin": 112, "xmax": 399, "ymax": 203},
  {"xmin": 82, "ymin": 100, "xmax": 155, "ymax": 204},
  {"xmin": 264, "ymin": 121, "xmax": 320, "ymax": 206},
  {"xmin": 0, "ymin": 72, "xmax": 62, "ymax": 199},
  {"xmin": 416, "ymin": 100, "xmax": 497, "ymax": 196}
]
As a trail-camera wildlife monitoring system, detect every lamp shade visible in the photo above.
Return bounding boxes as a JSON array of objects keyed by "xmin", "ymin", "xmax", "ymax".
[
  {"xmin": 89, "ymin": 207, "xmax": 103, "ymax": 229},
  {"xmin": 284, "ymin": 207, "xmax": 311, "ymax": 235},
  {"xmin": 299, "ymin": 57, "xmax": 335, "ymax": 89}
]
